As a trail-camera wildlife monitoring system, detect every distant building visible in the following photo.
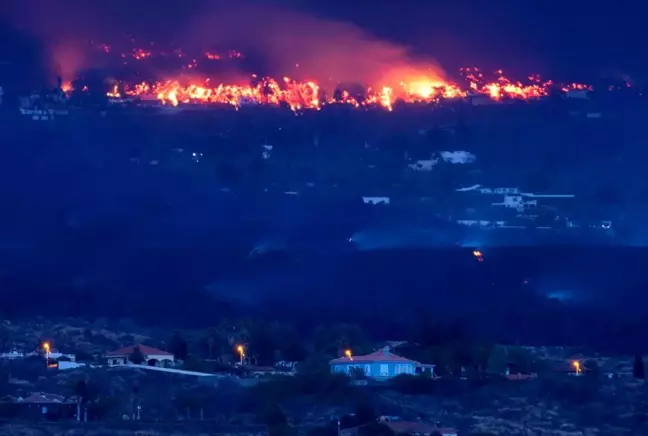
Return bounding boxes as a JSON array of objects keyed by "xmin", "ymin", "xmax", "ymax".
[
  {"xmin": 330, "ymin": 346, "xmax": 433, "ymax": 380},
  {"xmin": 106, "ymin": 345, "xmax": 174, "ymax": 367},
  {"xmin": 0, "ymin": 392, "xmax": 77, "ymax": 421}
]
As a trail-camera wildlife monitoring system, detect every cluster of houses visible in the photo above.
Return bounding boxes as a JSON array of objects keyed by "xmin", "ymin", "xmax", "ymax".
[
  {"xmin": 0, "ymin": 341, "xmax": 600, "ymax": 433},
  {"xmin": 0, "ymin": 344, "xmax": 175, "ymax": 371},
  {"xmin": 2, "ymin": 341, "xmax": 591, "ymax": 381},
  {"xmin": 0, "ymin": 392, "xmax": 79, "ymax": 421}
]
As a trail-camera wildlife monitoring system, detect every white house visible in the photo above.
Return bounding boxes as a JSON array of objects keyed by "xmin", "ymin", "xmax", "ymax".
[
  {"xmin": 330, "ymin": 347, "xmax": 434, "ymax": 380},
  {"xmin": 105, "ymin": 345, "xmax": 174, "ymax": 367}
]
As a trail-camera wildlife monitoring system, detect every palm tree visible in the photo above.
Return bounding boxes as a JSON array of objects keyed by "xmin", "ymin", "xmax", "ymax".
[{"xmin": 73, "ymin": 379, "xmax": 96, "ymax": 422}]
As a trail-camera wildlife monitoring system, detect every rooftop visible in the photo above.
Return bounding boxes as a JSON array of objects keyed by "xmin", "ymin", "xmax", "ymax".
[
  {"xmin": 106, "ymin": 345, "xmax": 173, "ymax": 357},
  {"xmin": 330, "ymin": 347, "xmax": 419, "ymax": 364}
]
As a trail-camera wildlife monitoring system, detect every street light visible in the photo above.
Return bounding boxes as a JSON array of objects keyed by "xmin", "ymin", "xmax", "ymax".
[
  {"xmin": 42, "ymin": 342, "xmax": 51, "ymax": 368},
  {"xmin": 344, "ymin": 349, "xmax": 353, "ymax": 360},
  {"xmin": 236, "ymin": 345, "xmax": 245, "ymax": 365},
  {"xmin": 572, "ymin": 360, "xmax": 581, "ymax": 375}
]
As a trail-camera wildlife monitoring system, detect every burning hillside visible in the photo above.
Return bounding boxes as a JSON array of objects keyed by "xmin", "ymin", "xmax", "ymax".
[
  {"xmin": 9, "ymin": 0, "xmax": 594, "ymax": 112},
  {"xmin": 70, "ymin": 42, "xmax": 591, "ymax": 111},
  {"xmin": 104, "ymin": 71, "xmax": 589, "ymax": 111}
]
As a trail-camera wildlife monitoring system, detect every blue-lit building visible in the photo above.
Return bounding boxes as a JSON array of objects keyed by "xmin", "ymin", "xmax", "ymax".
[{"xmin": 330, "ymin": 347, "xmax": 432, "ymax": 380}]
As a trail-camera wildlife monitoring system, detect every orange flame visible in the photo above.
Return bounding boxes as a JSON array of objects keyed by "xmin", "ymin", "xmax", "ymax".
[{"xmin": 76, "ymin": 45, "xmax": 592, "ymax": 112}]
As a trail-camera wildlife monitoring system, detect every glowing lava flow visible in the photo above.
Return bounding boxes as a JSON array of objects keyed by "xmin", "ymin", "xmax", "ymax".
[
  {"xmin": 108, "ymin": 71, "xmax": 588, "ymax": 111},
  {"xmin": 91, "ymin": 45, "xmax": 590, "ymax": 111}
]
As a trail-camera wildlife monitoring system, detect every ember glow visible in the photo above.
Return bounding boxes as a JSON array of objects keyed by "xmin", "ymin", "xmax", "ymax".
[
  {"xmin": 108, "ymin": 71, "xmax": 589, "ymax": 112},
  {"xmin": 83, "ymin": 43, "xmax": 591, "ymax": 111}
]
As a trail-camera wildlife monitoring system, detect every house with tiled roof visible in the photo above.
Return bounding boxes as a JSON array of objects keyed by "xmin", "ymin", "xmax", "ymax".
[
  {"xmin": 105, "ymin": 345, "xmax": 174, "ymax": 367},
  {"xmin": 0, "ymin": 392, "xmax": 78, "ymax": 420},
  {"xmin": 330, "ymin": 346, "xmax": 434, "ymax": 380}
]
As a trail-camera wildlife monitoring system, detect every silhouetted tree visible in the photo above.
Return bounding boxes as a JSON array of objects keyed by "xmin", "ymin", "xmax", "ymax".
[
  {"xmin": 88, "ymin": 395, "xmax": 119, "ymax": 421},
  {"xmin": 314, "ymin": 323, "xmax": 368, "ymax": 356},
  {"xmin": 74, "ymin": 380, "xmax": 88, "ymax": 422},
  {"xmin": 129, "ymin": 346, "xmax": 145, "ymax": 365},
  {"xmin": 261, "ymin": 403, "xmax": 293, "ymax": 436},
  {"xmin": 633, "ymin": 355, "xmax": 645, "ymax": 379},
  {"xmin": 169, "ymin": 333, "xmax": 189, "ymax": 361}
]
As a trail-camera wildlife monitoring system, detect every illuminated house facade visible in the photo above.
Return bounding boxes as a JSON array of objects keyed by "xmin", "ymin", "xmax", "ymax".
[
  {"xmin": 106, "ymin": 345, "xmax": 174, "ymax": 367},
  {"xmin": 330, "ymin": 347, "xmax": 432, "ymax": 380}
]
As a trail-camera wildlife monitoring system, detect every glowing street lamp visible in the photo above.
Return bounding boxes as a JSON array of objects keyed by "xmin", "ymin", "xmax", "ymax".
[
  {"xmin": 572, "ymin": 360, "xmax": 581, "ymax": 375},
  {"xmin": 236, "ymin": 345, "xmax": 245, "ymax": 365},
  {"xmin": 344, "ymin": 349, "xmax": 353, "ymax": 361},
  {"xmin": 42, "ymin": 342, "xmax": 51, "ymax": 367}
]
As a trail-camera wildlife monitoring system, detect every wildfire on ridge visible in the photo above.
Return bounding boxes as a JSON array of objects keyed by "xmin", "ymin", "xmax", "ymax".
[
  {"xmin": 86, "ymin": 44, "xmax": 591, "ymax": 111},
  {"xmin": 104, "ymin": 69, "xmax": 590, "ymax": 112},
  {"xmin": 93, "ymin": 42, "xmax": 244, "ymax": 64}
]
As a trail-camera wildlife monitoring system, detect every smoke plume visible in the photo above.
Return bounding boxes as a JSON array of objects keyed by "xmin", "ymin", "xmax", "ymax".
[
  {"xmin": 182, "ymin": 1, "xmax": 445, "ymax": 86},
  {"xmin": 6, "ymin": 0, "xmax": 445, "ymax": 86}
]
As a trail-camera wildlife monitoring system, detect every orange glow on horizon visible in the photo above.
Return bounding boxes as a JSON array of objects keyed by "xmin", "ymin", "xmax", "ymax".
[{"xmin": 59, "ymin": 44, "xmax": 592, "ymax": 112}]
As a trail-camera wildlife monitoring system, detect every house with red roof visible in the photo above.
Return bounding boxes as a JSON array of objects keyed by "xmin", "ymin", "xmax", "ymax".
[
  {"xmin": 330, "ymin": 346, "xmax": 433, "ymax": 380},
  {"xmin": 105, "ymin": 345, "xmax": 174, "ymax": 367},
  {"xmin": 0, "ymin": 392, "xmax": 77, "ymax": 421}
]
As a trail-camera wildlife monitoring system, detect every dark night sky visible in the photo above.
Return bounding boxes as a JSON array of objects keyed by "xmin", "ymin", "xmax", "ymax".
[
  {"xmin": 302, "ymin": 0, "xmax": 646, "ymax": 75},
  {"xmin": 2, "ymin": 0, "xmax": 646, "ymax": 80}
]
